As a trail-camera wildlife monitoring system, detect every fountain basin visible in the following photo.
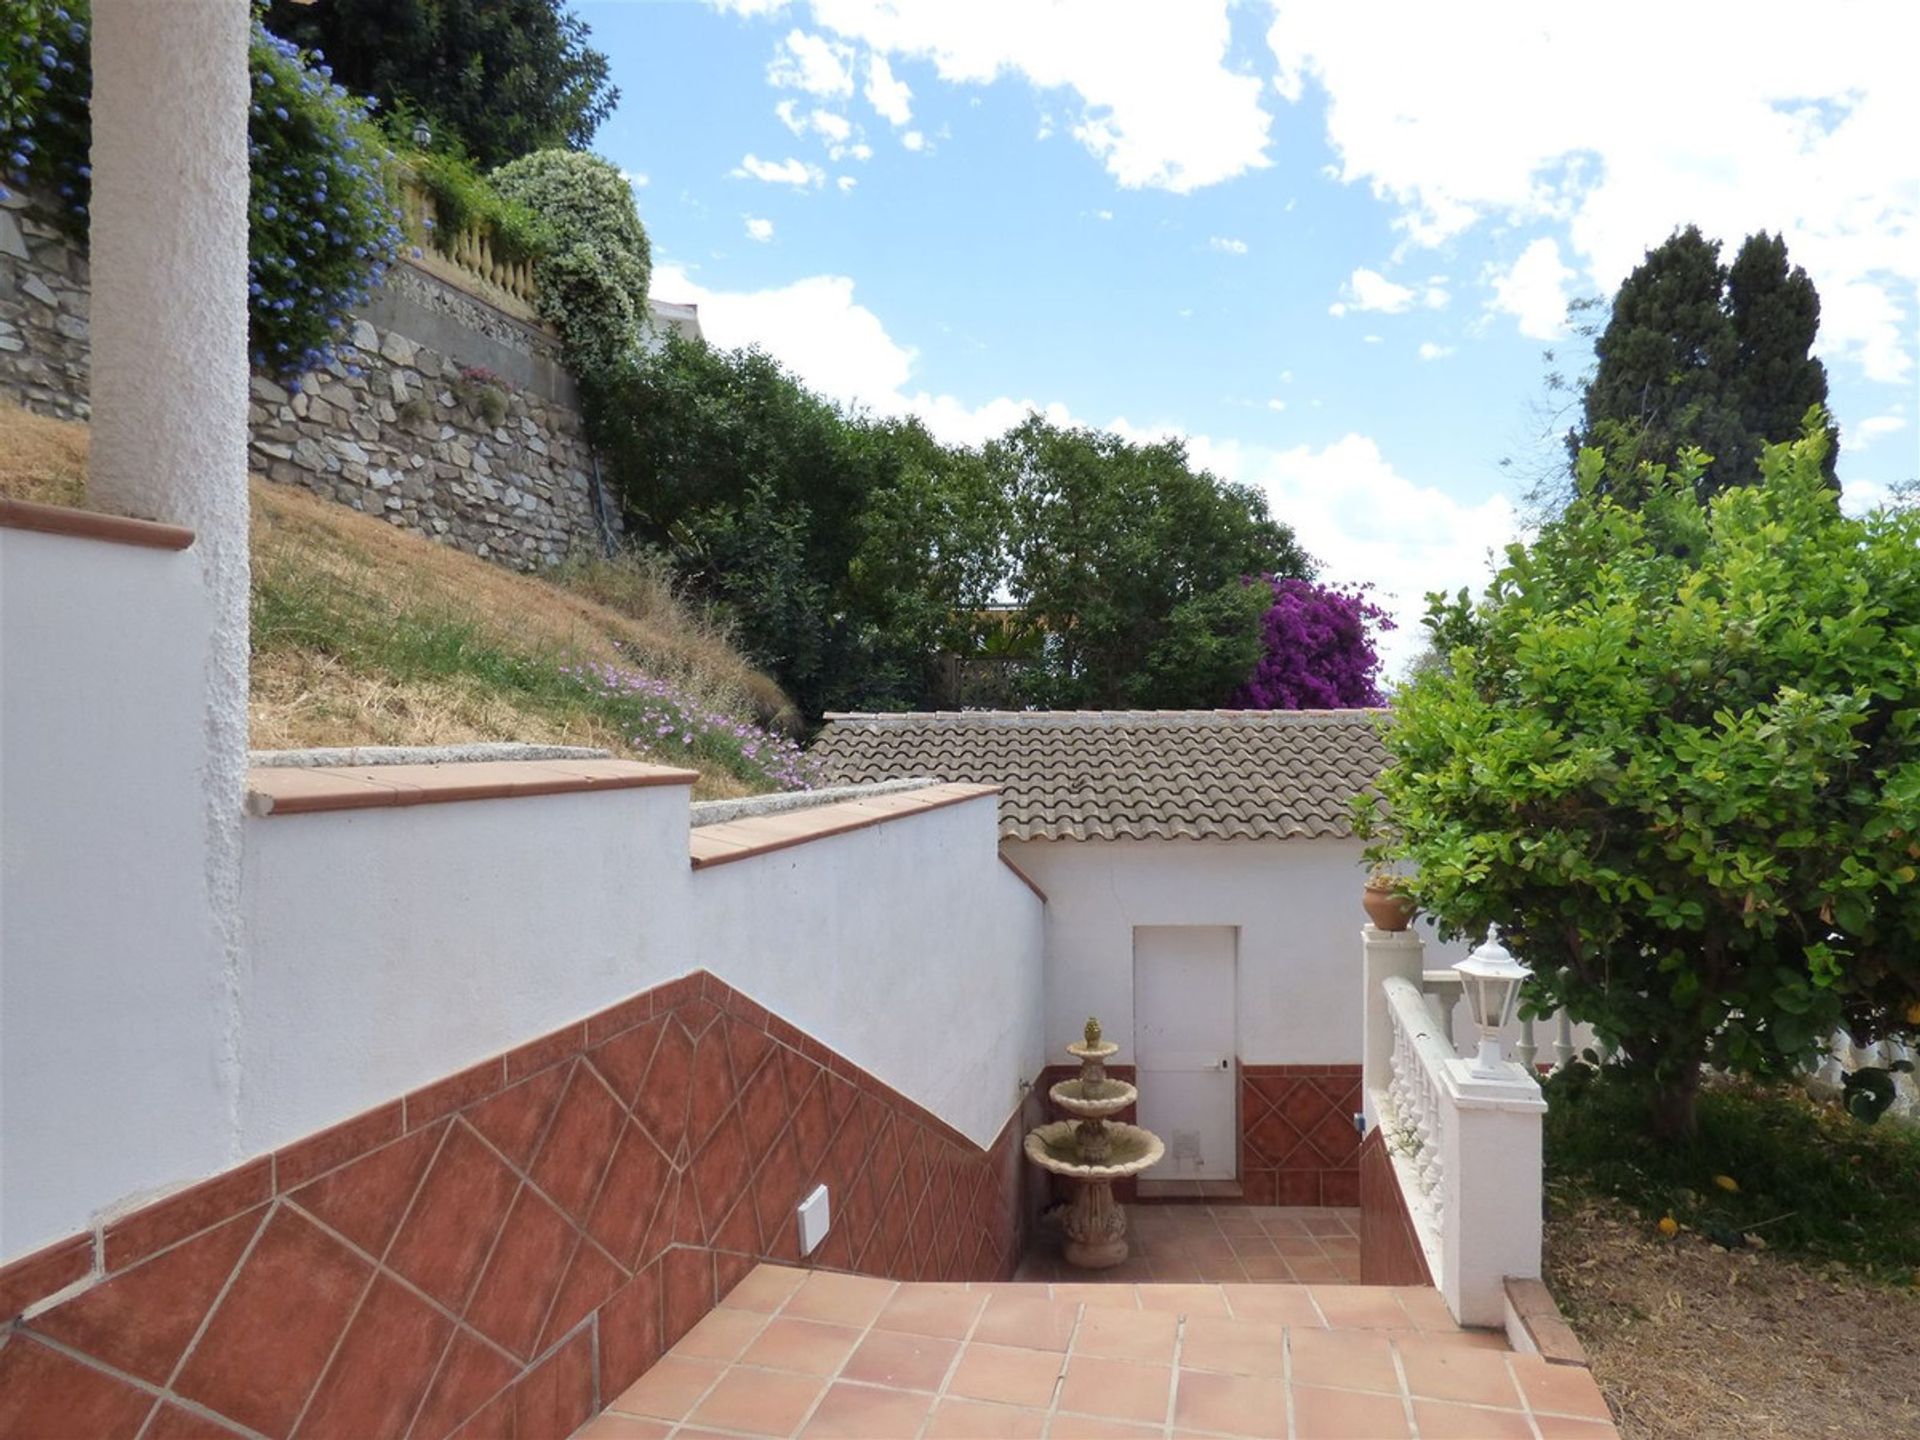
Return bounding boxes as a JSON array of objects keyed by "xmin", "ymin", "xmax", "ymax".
[
  {"xmin": 1047, "ymin": 1077, "xmax": 1137, "ymax": 1120},
  {"xmin": 1024, "ymin": 1120, "xmax": 1165, "ymax": 1180}
]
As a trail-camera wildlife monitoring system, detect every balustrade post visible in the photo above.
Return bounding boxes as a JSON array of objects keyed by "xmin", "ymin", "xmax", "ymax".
[
  {"xmin": 1362, "ymin": 924, "xmax": 1426, "ymax": 1130},
  {"xmin": 1439, "ymin": 1062, "xmax": 1547, "ymax": 1326}
]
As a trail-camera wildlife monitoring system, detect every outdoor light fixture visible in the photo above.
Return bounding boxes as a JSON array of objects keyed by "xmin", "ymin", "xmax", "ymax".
[
  {"xmin": 1453, "ymin": 925, "xmax": 1531, "ymax": 1078},
  {"xmin": 412, "ymin": 120, "xmax": 433, "ymax": 149}
]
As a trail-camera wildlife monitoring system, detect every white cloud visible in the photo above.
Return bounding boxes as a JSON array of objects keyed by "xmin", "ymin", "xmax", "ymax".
[
  {"xmin": 710, "ymin": 0, "xmax": 789, "ymax": 14},
  {"xmin": 865, "ymin": 53, "xmax": 913, "ymax": 125},
  {"xmin": 1850, "ymin": 412, "xmax": 1907, "ymax": 449},
  {"xmin": 619, "ymin": 169, "xmax": 649, "ymax": 189},
  {"xmin": 1268, "ymin": 4, "xmax": 1919, "ymax": 382},
  {"xmin": 1095, "ymin": 209, "xmax": 1114, "ymax": 221},
  {"xmin": 901, "ymin": 129, "xmax": 927, "ymax": 152},
  {"xmin": 767, "ymin": 29, "xmax": 855, "ymax": 97},
  {"xmin": 1210, "ymin": 236, "xmax": 1250, "ymax": 255},
  {"xmin": 810, "ymin": 108, "xmax": 852, "ymax": 142},
  {"xmin": 652, "ymin": 262, "xmax": 915, "ymax": 408},
  {"xmin": 1265, "ymin": 398, "xmax": 1287, "ymax": 412},
  {"xmin": 744, "ymin": 216, "xmax": 775, "ymax": 243},
  {"xmin": 805, "ymin": 0, "xmax": 1271, "ymax": 192},
  {"xmin": 732, "ymin": 153, "xmax": 825, "ymax": 187},
  {"xmin": 1486, "ymin": 237, "xmax": 1574, "ymax": 340},
  {"xmin": 837, "ymin": 175, "xmax": 858, "ymax": 192},
  {"xmin": 1417, "ymin": 341, "xmax": 1454, "ymax": 361},
  {"xmin": 775, "ymin": 101, "xmax": 868, "ymax": 160},
  {"xmin": 1339, "ymin": 267, "xmax": 1415, "ymax": 314}
]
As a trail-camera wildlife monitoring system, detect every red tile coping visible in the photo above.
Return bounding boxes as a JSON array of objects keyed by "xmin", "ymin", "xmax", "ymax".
[
  {"xmin": 0, "ymin": 968, "xmax": 1028, "ymax": 1440},
  {"xmin": 998, "ymin": 852, "xmax": 1048, "ymax": 902},
  {"xmin": 0, "ymin": 496, "xmax": 196, "ymax": 551},
  {"xmin": 1504, "ymin": 1276, "xmax": 1589, "ymax": 1366},
  {"xmin": 245, "ymin": 757, "xmax": 698, "ymax": 816},
  {"xmin": 689, "ymin": 782, "xmax": 1001, "ymax": 869}
]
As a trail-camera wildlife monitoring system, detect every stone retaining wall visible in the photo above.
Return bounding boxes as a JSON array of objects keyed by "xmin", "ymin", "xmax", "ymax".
[{"xmin": 0, "ymin": 190, "xmax": 617, "ymax": 569}]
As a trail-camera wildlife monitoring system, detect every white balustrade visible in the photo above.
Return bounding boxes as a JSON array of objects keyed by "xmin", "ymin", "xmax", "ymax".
[{"xmin": 1366, "ymin": 927, "xmax": 1550, "ymax": 1327}]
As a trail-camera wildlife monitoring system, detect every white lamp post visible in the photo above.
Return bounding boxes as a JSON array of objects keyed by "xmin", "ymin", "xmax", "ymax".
[{"xmin": 1453, "ymin": 925, "xmax": 1532, "ymax": 1078}]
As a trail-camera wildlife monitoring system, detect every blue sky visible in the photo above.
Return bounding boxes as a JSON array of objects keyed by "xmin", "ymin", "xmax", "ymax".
[{"xmin": 579, "ymin": 0, "xmax": 1917, "ymax": 673}]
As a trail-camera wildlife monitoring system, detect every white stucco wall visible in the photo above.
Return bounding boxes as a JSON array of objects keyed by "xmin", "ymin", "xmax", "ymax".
[
  {"xmin": 0, "ymin": 528, "xmax": 232, "ymax": 1259},
  {"xmin": 687, "ymin": 796, "xmax": 1046, "ymax": 1150},
  {"xmin": 237, "ymin": 789, "xmax": 1042, "ymax": 1162},
  {"xmin": 235, "ymin": 783, "xmax": 694, "ymax": 1155},
  {"xmin": 1002, "ymin": 836, "xmax": 1468, "ymax": 1066}
]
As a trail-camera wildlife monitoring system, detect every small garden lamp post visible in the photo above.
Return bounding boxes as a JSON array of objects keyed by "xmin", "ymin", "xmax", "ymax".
[
  {"xmin": 1453, "ymin": 926, "xmax": 1531, "ymax": 1078},
  {"xmin": 411, "ymin": 119, "xmax": 433, "ymax": 150}
]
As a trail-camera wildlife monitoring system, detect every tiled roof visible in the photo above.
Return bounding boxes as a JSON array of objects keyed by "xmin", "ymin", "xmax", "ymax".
[{"xmin": 810, "ymin": 710, "xmax": 1388, "ymax": 842}]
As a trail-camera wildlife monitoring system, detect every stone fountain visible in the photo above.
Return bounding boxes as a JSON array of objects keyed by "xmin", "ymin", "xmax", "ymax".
[{"xmin": 1024, "ymin": 1017, "xmax": 1166, "ymax": 1268}]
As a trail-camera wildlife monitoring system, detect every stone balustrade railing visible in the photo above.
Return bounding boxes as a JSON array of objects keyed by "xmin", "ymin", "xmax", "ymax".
[
  {"xmin": 1384, "ymin": 974, "xmax": 1454, "ymax": 1247},
  {"xmin": 1814, "ymin": 1029, "xmax": 1920, "ymax": 1118},
  {"xmin": 1362, "ymin": 925, "xmax": 1549, "ymax": 1327},
  {"xmin": 397, "ymin": 172, "xmax": 540, "ymax": 313}
]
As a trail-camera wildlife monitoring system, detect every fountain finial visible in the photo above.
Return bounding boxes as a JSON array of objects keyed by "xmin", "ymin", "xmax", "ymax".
[{"xmin": 1083, "ymin": 1016, "xmax": 1102, "ymax": 1046}]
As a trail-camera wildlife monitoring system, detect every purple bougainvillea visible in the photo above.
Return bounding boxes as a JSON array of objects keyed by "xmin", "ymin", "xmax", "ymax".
[{"xmin": 1234, "ymin": 576, "xmax": 1393, "ymax": 710}]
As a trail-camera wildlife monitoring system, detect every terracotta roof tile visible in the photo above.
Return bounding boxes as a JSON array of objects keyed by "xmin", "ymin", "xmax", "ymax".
[{"xmin": 809, "ymin": 710, "xmax": 1388, "ymax": 842}]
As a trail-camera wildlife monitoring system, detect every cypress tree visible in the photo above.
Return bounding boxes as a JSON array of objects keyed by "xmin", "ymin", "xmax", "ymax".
[
  {"xmin": 1573, "ymin": 226, "xmax": 1838, "ymax": 502},
  {"xmin": 1728, "ymin": 232, "xmax": 1838, "ymax": 485}
]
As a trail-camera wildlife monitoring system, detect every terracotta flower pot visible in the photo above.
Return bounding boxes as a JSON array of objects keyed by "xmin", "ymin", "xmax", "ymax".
[{"xmin": 1362, "ymin": 884, "xmax": 1416, "ymax": 931}]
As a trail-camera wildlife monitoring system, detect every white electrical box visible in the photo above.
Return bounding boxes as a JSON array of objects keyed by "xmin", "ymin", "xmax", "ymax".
[{"xmin": 797, "ymin": 1183, "xmax": 831, "ymax": 1256}]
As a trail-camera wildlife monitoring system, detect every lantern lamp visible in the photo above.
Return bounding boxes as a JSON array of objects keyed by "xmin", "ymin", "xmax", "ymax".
[{"xmin": 1452, "ymin": 925, "xmax": 1532, "ymax": 1077}]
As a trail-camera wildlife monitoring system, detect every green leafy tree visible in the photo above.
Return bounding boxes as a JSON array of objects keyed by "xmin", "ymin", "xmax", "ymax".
[
  {"xmin": 989, "ymin": 417, "xmax": 1310, "ymax": 708},
  {"xmin": 1572, "ymin": 226, "xmax": 1837, "ymax": 506},
  {"xmin": 1369, "ymin": 418, "xmax": 1920, "ymax": 1140},
  {"xmin": 263, "ymin": 0, "xmax": 617, "ymax": 169},
  {"xmin": 592, "ymin": 337, "xmax": 1006, "ymax": 717}
]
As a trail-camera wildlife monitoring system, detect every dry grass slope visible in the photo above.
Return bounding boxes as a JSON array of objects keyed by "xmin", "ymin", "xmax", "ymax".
[
  {"xmin": 0, "ymin": 402, "xmax": 792, "ymax": 796},
  {"xmin": 1547, "ymin": 1196, "xmax": 1920, "ymax": 1438}
]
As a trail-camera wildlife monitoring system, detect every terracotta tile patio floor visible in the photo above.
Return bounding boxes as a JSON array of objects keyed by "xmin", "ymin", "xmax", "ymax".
[
  {"xmin": 1014, "ymin": 1205, "xmax": 1362, "ymax": 1286},
  {"xmin": 574, "ymin": 1260, "xmax": 1621, "ymax": 1439}
]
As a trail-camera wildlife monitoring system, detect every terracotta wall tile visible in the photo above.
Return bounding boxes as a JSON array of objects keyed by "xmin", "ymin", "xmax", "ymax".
[
  {"xmin": 103, "ymin": 1158, "xmax": 272, "ymax": 1271},
  {"xmin": 297, "ymin": 1275, "xmax": 453, "ymax": 1440},
  {"xmin": 0, "ymin": 970, "xmax": 1027, "ymax": 1440},
  {"xmin": 386, "ymin": 1124, "xmax": 521, "ymax": 1313},
  {"xmin": 0, "ymin": 1334, "xmax": 157, "ymax": 1439},
  {"xmin": 290, "ymin": 1123, "xmax": 445, "ymax": 1261},
  {"xmin": 407, "ymin": 1328, "xmax": 519, "ymax": 1440},
  {"xmin": 511, "ymin": 1328, "xmax": 596, "ymax": 1440},
  {"xmin": 171, "ymin": 1206, "xmax": 372, "ymax": 1437},
  {"xmin": 0, "ymin": 1231, "xmax": 94, "ymax": 1322},
  {"xmin": 29, "ymin": 1211, "xmax": 262, "ymax": 1386},
  {"xmin": 465, "ymin": 1188, "xmax": 578, "ymax": 1359},
  {"xmin": 405, "ymin": 1058, "xmax": 508, "ymax": 1131},
  {"xmin": 275, "ymin": 1103, "xmax": 404, "ymax": 1191},
  {"xmin": 1358, "ymin": 1128, "xmax": 1432, "ymax": 1286}
]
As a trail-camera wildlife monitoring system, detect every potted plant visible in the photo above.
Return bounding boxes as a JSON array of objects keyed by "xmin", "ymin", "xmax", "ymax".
[{"xmin": 1362, "ymin": 864, "xmax": 1417, "ymax": 931}]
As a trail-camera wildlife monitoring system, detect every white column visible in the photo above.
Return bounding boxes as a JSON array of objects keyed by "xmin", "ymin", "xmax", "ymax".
[
  {"xmin": 1361, "ymin": 925, "xmax": 1425, "ymax": 1129},
  {"xmin": 1439, "ymin": 1064, "xmax": 1548, "ymax": 1327},
  {"xmin": 87, "ymin": 0, "xmax": 252, "ymax": 1143}
]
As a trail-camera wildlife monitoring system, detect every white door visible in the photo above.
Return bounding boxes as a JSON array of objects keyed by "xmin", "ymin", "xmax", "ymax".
[{"xmin": 1133, "ymin": 926, "xmax": 1238, "ymax": 1180}]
